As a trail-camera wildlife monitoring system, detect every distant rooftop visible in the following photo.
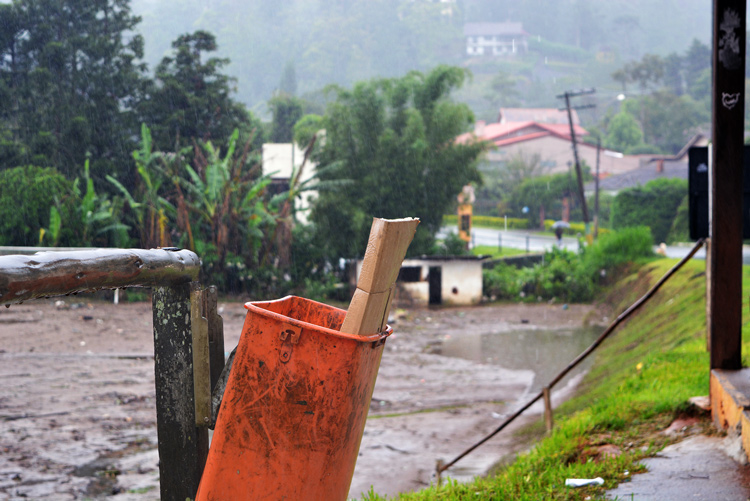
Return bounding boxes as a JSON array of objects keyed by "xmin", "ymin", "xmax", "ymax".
[
  {"xmin": 463, "ymin": 22, "xmax": 526, "ymax": 37},
  {"xmin": 456, "ymin": 119, "xmax": 588, "ymax": 147},
  {"xmin": 585, "ymin": 161, "xmax": 688, "ymax": 193}
]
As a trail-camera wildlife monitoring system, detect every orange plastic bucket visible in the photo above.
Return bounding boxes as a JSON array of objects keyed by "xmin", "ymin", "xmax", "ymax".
[{"xmin": 196, "ymin": 295, "xmax": 391, "ymax": 501}]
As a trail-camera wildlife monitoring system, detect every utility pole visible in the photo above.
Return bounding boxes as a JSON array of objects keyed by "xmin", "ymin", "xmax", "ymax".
[
  {"xmin": 594, "ymin": 137, "xmax": 601, "ymax": 239},
  {"xmin": 557, "ymin": 88, "xmax": 595, "ymax": 232}
]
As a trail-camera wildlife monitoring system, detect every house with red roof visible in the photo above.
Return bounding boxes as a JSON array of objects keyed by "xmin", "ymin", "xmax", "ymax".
[{"xmin": 458, "ymin": 117, "xmax": 641, "ymax": 178}]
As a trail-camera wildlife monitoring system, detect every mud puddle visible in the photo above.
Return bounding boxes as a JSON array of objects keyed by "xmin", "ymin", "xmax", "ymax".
[{"xmin": 439, "ymin": 326, "xmax": 600, "ymax": 393}]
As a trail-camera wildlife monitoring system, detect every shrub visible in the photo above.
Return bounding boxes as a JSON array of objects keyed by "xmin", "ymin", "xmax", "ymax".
[
  {"xmin": 611, "ymin": 178, "xmax": 686, "ymax": 243},
  {"xmin": 483, "ymin": 262, "xmax": 522, "ymax": 299},
  {"xmin": 483, "ymin": 228, "xmax": 654, "ymax": 303},
  {"xmin": 582, "ymin": 226, "xmax": 654, "ymax": 271},
  {"xmin": 435, "ymin": 232, "xmax": 471, "ymax": 256},
  {"xmin": 667, "ymin": 196, "xmax": 690, "ymax": 243},
  {"xmin": 0, "ymin": 166, "xmax": 80, "ymax": 246}
]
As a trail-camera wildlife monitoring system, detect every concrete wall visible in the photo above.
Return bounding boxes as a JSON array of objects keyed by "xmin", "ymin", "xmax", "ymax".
[{"xmin": 359, "ymin": 258, "xmax": 485, "ymax": 306}]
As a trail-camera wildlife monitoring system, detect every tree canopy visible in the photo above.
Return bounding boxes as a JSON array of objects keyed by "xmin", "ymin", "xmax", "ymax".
[
  {"xmin": 310, "ymin": 65, "xmax": 486, "ymax": 257},
  {"xmin": 0, "ymin": 0, "xmax": 148, "ymax": 182},
  {"xmin": 139, "ymin": 30, "xmax": 258, "ymax": 153},
  {"xmin": 611, "ymin": 178, "xmax": 687, "ymax": 243}
]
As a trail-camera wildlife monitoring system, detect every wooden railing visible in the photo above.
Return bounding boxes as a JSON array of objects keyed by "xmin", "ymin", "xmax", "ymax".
[{"xmin": 0, "ymin": 247, "xmax": 224, "ymax": 501}]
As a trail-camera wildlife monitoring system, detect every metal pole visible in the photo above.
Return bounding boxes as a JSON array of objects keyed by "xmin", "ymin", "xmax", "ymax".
[{"xmin": 526, "ymin": 235, "xmax": 530, "ymax": 254}]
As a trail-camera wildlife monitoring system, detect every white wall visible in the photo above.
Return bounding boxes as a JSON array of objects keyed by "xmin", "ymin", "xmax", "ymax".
[
  {"xmin": 358, "ymin": 258, "xmax": 485, "ymax": 306},
  {"xmin": 262, "ymin": 143, "xmax": 317, "ymax": 224}
]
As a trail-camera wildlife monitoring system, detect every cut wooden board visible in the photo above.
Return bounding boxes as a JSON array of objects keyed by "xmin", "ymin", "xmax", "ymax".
[{"xmin": 340, "ymin": 217, "xmax": 419, "ymax": 335}]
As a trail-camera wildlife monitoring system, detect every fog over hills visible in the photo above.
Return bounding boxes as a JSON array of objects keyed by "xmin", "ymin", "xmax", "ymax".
[{"xmin": 130, "ymin": 0, "xmax": 712, "ymax": 113}]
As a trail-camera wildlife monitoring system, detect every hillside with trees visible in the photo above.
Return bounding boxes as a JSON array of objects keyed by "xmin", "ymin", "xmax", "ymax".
[{"xmin": 130, "ymin": 0, "xmax": 713, "ymax": 116}]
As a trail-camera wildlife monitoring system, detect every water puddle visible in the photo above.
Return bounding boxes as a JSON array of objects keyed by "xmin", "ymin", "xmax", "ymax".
[{"xmin": 439, "ymin": 326, "xmax": 601, "ymax": 394}]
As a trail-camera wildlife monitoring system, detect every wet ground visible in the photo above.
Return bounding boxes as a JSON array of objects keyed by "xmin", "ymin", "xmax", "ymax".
[
  {"xmin": 606, "ymin": 434, "xmax": 750, "ymax": 500},
  {"xmin": 0, "ymin": 297, "xmax": 605, "ymax": 500}
]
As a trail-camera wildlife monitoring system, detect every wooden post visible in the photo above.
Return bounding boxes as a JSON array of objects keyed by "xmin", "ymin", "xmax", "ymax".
[
  {"xmin": 705, "ymin": 238, "xmax": 712, "ymax": 352},
  {"xmin": 204, "ymin": 286, "xmax": 225, "ymax": 396},
  {"xmin": 341, "ymin": 218, "xmax": 419, "ymax": 335},
  {"xmin": 543, "ymin": 386, "xmax": 554, "ymax": 433},
  {"xmin": 153, "ymin": 283, "xmax": 208, "ymax": 500},
  {"xmin": 710, "ymin": 0, "xmax": 745, "ymax": 370}
]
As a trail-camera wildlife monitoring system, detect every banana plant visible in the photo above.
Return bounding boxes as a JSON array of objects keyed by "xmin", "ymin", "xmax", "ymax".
[
  {"xmin": 179, "ymin": 128, "xmax": 274, "ymax": 269},
  {"xmin": 108, "ymin": 124, "xmax": 174, "ymax": 249},
  {"xmin": 76, "ymin": 159, "xmax": 130, "ymax": 247}
]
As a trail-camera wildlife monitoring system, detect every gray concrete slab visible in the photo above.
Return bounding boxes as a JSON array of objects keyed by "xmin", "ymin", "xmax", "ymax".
[{"xmin": 607, "ymin": 434, "xmax": 750, "ymax": 500}]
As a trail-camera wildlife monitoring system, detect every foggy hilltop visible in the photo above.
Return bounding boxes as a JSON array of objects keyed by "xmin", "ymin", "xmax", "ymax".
[{"xmin": 131, "ymin": 0, "xmax": 711, "ymax": 113}]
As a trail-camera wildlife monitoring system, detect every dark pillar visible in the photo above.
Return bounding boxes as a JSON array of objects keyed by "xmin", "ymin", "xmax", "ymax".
[{"xmin": 710, "ymin": 0, "xmax": 746, "ymax": 370}]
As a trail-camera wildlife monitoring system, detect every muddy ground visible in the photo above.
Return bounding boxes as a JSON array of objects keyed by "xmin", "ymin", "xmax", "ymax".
[{"xmin": 0, "ymin": 296, "xmax": 605, "ymax": 500}]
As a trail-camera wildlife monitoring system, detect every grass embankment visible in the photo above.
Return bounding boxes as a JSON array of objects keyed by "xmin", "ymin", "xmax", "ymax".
[{"xmin": 363, "ymin": 257, "xmax": 750, "ymax": 500}]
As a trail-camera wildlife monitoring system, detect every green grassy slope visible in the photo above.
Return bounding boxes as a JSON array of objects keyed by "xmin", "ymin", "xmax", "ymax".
[{"xmin": 363, "ymin": 257, "xmax": 750, "ymax": 500}]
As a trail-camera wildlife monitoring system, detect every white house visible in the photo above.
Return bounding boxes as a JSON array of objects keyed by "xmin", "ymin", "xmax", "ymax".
[
  {"xmin": 261, "ymin": 143, "xmax": 317, "ymax": 224},
  {"xmin": 464, "ymin": 22, "xmax": 528, "ymax": 57}
]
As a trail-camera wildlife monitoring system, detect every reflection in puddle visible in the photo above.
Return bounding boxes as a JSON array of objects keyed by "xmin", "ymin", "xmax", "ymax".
[{"xmin": 440, "ymin": 327, "xmax": 600, "ymax": 393}]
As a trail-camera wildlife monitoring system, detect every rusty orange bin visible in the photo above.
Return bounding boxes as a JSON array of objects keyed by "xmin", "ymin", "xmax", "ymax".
[{"xmin": 196, "ymin": 295, "xmax": 391, "ymax": 501}]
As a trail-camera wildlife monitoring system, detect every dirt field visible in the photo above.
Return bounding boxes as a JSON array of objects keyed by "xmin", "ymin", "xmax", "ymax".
[{"xmin": 0, "ymin": 296, "xmax": 604, "ymax": 500}]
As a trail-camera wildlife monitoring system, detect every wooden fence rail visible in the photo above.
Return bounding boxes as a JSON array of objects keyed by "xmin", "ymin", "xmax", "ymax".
[{"xmin": 0, "ymin": 247, "xmax": 220, "ymax": 501}]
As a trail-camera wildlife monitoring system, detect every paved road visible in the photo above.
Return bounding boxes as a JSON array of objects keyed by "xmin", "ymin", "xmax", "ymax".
[
  {"xmin": 439, "ymin": 226, "xmax": 581, "ymax": 254},
  {"xmin": 440, "ymin": 226, "xmax": 750, "ymax": 263}
]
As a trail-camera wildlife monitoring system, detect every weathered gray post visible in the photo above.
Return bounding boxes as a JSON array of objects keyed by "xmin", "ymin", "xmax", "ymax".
[{"xmin": 153, "ymin": 283, "xmax": 208, "ymax": 500}]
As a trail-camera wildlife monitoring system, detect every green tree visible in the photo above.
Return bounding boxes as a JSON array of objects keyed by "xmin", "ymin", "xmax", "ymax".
[
  {"xmin": 278, "ymin": 61, "xmax": 298, "ymax": 96},
  {"xmin": 623, "ymin": 91, "xmax": 708, "ymax": 154},
  {"xmin": 611, "ymin": 54, "xmax": 665, "ymax": 92},
  {"xmin": 0, "ymin": 165, "xmax": 80, "ymax": 246},
  {"xmin": 268, "ymin": 93, "xmax": 304, "ymax": 143},
  {"xmin": 683, "ymin": 38, "xmax": 710, "ymax": 97},
  {"xmin": 611, "ymin": 178, "xmax": 687, "ymax": 243},
  {"xmin": 508, "ymin": 171, "xmax": 580, "ymax": 225},
  {"xmin": 605, "ymin": 111, "xmax": 643, "ymax": 153},
  {"xmin": 484, "ymin": 70, "xmax": 521, "ymax": 112},
  {"xmin": 311, "ymin": 66, "xmax": 486, "ymax": 258},
  {"xmin": 108, "ymin": 124, "xmax": 174, "ymax": 249},
  {"xmin": 0, "ymin": 0, "xmax": 149, "ymax": 184},
  {"xmin": 139, "ymin": 30, "xmax": 258, "ymax": 152}
]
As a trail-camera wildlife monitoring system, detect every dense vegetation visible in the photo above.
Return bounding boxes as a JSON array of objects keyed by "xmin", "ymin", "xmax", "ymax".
[
  {"xmin": 483, "ymin": 226, "xmax": 654, "ymax": 303},
  {"xmin": 611, "ymin": 179, "xmax": 688, "ymax": 244},
  {"xmin": 0, "ymin": 0, "xmax": 708, "ymax": 296},
  {"xmin": 308, "ymin": 66, "xmax": 486, "ymax": 258}
]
